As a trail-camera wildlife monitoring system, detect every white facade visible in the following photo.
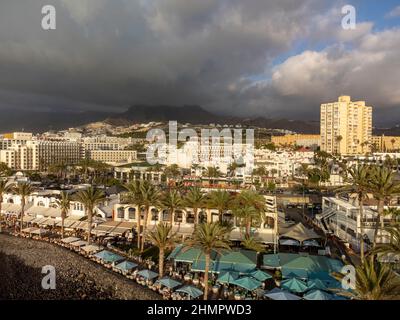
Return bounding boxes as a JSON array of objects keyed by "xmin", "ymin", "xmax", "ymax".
[
  {"xmin": 255, "ymin": 149, "xmax": 315, "ymax": 178},
  {"xmin": 113, "ymin": 195, "xmax": 278, "ymax": 245},
  {"xmin": 317, "ymin": 196, "xmax": 397, "ymax": 252},
  {"xmin": 0, "ymin": 140, "xmax": 81, "ymax": 171},
  {"xmin": 320, "ymin": 96, "xmax": 373, "ymax": 155},
  {"xmin": 87, "ymin": 150, "xmax": 137, "ymax": 165}
]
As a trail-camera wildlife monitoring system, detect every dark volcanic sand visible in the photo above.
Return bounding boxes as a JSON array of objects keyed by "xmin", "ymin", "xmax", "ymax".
[{"xmin": 0, "ymin": 234, "xmax": 160, "ymax": 300}]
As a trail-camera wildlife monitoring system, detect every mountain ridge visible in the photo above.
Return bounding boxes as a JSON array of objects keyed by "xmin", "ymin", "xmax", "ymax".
[{"xmin": 1, "ymin": 105, "xmax": 395, "ymax": 135}]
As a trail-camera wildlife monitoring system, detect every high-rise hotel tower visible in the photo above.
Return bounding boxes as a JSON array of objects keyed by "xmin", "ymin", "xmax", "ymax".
[{"xmin": 320, "ymin": 96, "xmax": 372, "ymax": 155}]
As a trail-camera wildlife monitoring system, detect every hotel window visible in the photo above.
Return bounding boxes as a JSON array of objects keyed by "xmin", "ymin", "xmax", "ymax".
[
  {"xmin": 128, "ymin": 207, "xmax": 136, "ymax": 220},
  {"xmin": 151, "ymin": 208, "xmax": 159, "ymax": 221},
  {"xmin": 117, "ymin": 207, "xmax": 125, "ymax": 219}
]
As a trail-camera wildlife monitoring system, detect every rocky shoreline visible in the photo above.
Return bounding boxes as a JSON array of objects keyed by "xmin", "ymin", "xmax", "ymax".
[{"xmin": 0, "ymin": 234, "xmax": 160, "ymax": 300}]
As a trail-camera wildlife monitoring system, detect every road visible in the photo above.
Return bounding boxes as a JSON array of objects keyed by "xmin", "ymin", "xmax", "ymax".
[{"xmin": 282, "ymin": 207, "xmax": 361, "ymax": 266}]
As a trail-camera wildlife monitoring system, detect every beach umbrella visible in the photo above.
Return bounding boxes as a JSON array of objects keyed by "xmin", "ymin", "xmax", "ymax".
[
  {"xmin": 281, "ymin": 278, "xmax": 308, "ymax": 293},
  {"xmin": 265, "ymin": 288, "xmax": 301, "ymax": 301},
  {"xmin": 176, "ymin": 285, "xmax": 203, "ymax": 299},
  {"xmin": 304, "ymin": 289, "xmax": 333, "ymax": 300},
  {"xmin": 115, "ymin": 261, "xmax": 138, "ymax": 272},
  {"xmin": 82, "ymin": 244, "xmax": 103, "ymax": 253},
  {"xmin": 137, "ymin": 269, "xmax": 158, "ymax": 280},
  {"xmin": 61, "ymin": 237, "xmax": 80, "ymax": 244},
  {"xmin": 279, "ymin": 239, "xmax": 300, "ymax": 246},
  {"xmin": 232, "ymin": 276, "xmax": 262, "ymax": 291},
  {"xmin": 157, "ymin": 277, "xmax": 182, "ymax": 289},
  {"xmin": 94, "ymin": 250, "xmax": 124, "ymax": 263},
  {"xmin": 217, "ymin": 270, "xmax": 239, "ymax": 284},
  {"xmin": 307, "ymin": 279, "xmax": 328, "ymax": 291},
  {"xmin": 248, "ymin": 269, "xmax": 272, "ymax": 282}
]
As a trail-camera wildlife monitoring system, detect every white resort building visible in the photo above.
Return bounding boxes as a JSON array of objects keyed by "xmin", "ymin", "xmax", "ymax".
[
  {"xmin": 113, "ymin": 195, "xmax": 279, "ymax": 246},
  {"xmin": 316, "ymin": 196, "xmax": 399, "ymax": 252}
]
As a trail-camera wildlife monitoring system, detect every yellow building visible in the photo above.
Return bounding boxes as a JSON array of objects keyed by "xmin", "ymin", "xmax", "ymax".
[
  {"xmin": 271, "ymin": 134, "xmax": 320, "ymax": 149},
  {"xmin": 320, "ymin": 96, "xmax": 372, "ymax": 155},
  {"xmin": 371, "ymin": 135, "xmax": 400, "ymax": 152}
]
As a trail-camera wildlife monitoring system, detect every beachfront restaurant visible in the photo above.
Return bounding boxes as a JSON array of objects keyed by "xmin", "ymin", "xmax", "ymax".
[
  {"xmin": 168, "ymin": 245, "xmax": 260, "ymax": 275},
  {"xmin": 262, "ymin": 252, "xmax": 343, "ymax": 288}
]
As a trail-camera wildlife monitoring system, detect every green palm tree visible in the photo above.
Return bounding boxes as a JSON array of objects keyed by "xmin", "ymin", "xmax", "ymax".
[
  {"xmin": 140, "ymin": 181, "xmax": 161, "ymax": 252},
  {"xmin": 369, "ymin": 165, "xmax": 400, "ymax": 247},
  {"xmin": 383, "ymin": 207, "xmax": 400, "ymax": 225},
  {"xmin": 373, "ymin": 224, "xmax": 400, "ymax": 259},
  {"xmin": 78, "ymin": 158, "xmax": 94, "ymax": 183},
  {"xmin": 161, "ymin": 189, "xmax": 182, "ymax": 224},
  {"xmin": 204, "ymin": 167, "xmax": 222, "ymax": 185},
  {"xmin": 232, "ymin": 190, "xmax": 266, "ymax": 239},
  {"xmin": 0, "ymin": 162, "xmax": 12, "ymax": 177},
  {"xmin": 13, "ymin": 182, "xmax": 34, "ymax": 233},
  {"xmin": 334, "ymin": 257, "xmax": 400, "ymax": 300},
  {"xmin": 337, "ymin": 164, "xmax": 371, "ymax": 262},
  {"xmin": 0, "ymin": 179, "xmax": 11, "ymax": 223},
  {"xmin": 164, "ymin": 164, "xmax": 180, "ymax": 181},
  {"xmin": 74, "ymin": 187, "xmax": 106, "ymax": 244},
  {"xmin": 241, "ymin": 235, "xmax": 265, "ymax": 253},
  {"xmin": 232, "ymin": 205, "xmax": 260, "ymax": 239},
  {"xmin": 184, "ymin": 223, "xmax": 231, "ymax": 300},
  {"xmin": 56, "ymin": 191, "xmax": 71, "ymax": 239},
  {"xmin": 147, "ymin": 223, "xmax": 177, "ymax": 278},
  {"xmin": 183, "ymin": 187, "xmax": 206, "ymax": 225},
  {"xmin": 124, "ymin": 180, "xmax": 144, "ymax": 249},
  {"xmin": 335, "ymin": 135, "xmax": 343, "ymax": 155},
  {"xmin": 207, "ymin": 190, "xmax": 231, "ymax": 222}
]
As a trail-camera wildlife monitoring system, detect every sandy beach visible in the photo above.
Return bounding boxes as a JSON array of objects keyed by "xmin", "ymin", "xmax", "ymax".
[{"xmin": 0, "ymin": 234, "xmax": 160, "ymax": 300}]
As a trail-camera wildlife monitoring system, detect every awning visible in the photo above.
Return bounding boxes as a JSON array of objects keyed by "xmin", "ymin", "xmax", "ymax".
[
  {"xmin": 302, "ymin": 239, "xmax": 321, "ymax": 247},
  {"xmin": 279, "ymin": 239, "xmax": 300, "ymax": 246},
  {"xmin": 304, "ymin": 289, "xmax": 333, "ymax": 300},
  {"xmin": 30, "ymin": 228, "xmax": 49, "ymax": 236},
  {"xmin": 137, "ymin": 269, "xmax": 158, "ymax": 280},
  {"xmin": 70, "ymin": 240, "xmax": 87, "ymax": 247},
  {"xmin": 265, "ymin": 288, "xmax": 301, "ymax": 300},
  {"xmin": 93, "ymin": 250, "xmax": 124, "ymax": 263},
  {"xmin": 115, "ymin": 261, "xmax": 138, "ymax": 272},
  {"xmin": 57, "ymin": 219, "xmax": 79, "ymax": 228},
  {"xmin": 23, "ymin": 216, "xmax": 36, "ymax": 223},
  {"xmin": 307, "ymin": 279, "xmax": 328, "ymax": 291},
  {"xmin": 73, "ymin": 221, "xmax": 90, "ymax": 230},
  {"xmin": 173, "ymin": 247, "xmax": 222, "ymax": 263},
  {"xmin": 217, "ymin": 270, "xmax": 239, "ymax": 284},
  {"xmin": 281, "ymin": 278, "xmax": 308, "ymax": 293},
  {"xmin": 248, "ymin": 269, "xmax": 272, "ymax": 281},
  {"xmin": 110, "ymin": 222, "xmax": 136, "ymax": 236},
  {"xmin": 40, "ymin": 218, "xmax": 57, "ymax": 226},
  {"xmin": 45, "ymin": 207, "xmax": 62, "ymax": 218},
  {"xmin": 21, "ymin": 227, "xmax": 38, "ymax": 233},
  {"xmin": 176, "ymin": 285, "xmax": 203, "ymax": 299},
  {"xmin": 232, "ymin": 276, "xmax": 262, "ymax": 291},
  {"xmin": 157, "ymin": 277, "xmax": 182, "ymax": 289},
  {"xmin": 81, "ymin": 244, "xmax": 103, "ymax": 253},
  {"xmin": 18, "ymin": 216, "xmax": 35, "ymax": 222},
  {"xmin": 281, "ymin": 223, "xmax": 321, "ymax": 243},
  {"xmin": 1, "ymin": 203, "xmax": 21, "ymax": 213},
  {"xmin": 61, "ymin": 237, "xmax": 81, "ymax": 244},
  {"xmin": 31, "ymin": 217, "xmax": 48, "ymax": 225},
  {"xmin": 262, "ymin": 254, "xmax": 280, "ymax": 268}
]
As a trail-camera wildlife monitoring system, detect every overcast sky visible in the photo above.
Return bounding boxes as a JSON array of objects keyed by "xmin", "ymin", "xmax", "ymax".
[{"xmin": 0, "ymin": 0, "xmax": 399, "ymax": 123}]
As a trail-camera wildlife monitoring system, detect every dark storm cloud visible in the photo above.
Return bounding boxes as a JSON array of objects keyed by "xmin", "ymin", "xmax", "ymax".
[{"xmin": 0, "ymin": 0, "xmax": 399, "ymax": 121}]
